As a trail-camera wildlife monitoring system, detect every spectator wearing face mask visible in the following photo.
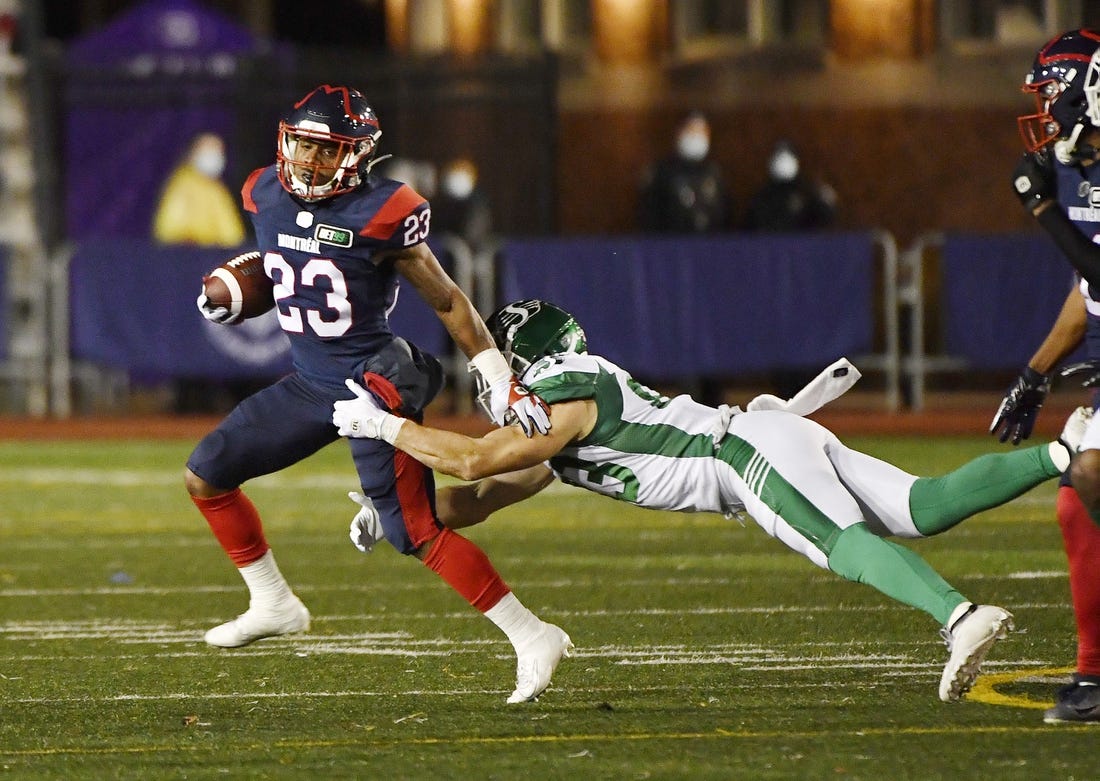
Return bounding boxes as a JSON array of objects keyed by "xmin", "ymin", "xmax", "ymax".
[
  {"xmin": 638, "ymin": 112, "xmax": 733, "ymax": 234},
  {"xmin": 432, "ymin": 156, "xmax": 493, "ymax": 253},
  {"xmin": 152, "ymin": 132, "xmax": 252, "ymax": 414},
  {"xmin": 153, "ymin": 132, "xmax": 247, "ymax": 247},
  {"xmin": 743, "ymin": 140, "xmax": 837, "ymax": 233}
]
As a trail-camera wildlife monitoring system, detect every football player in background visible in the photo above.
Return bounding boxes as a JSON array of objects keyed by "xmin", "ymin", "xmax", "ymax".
[
  {"xmin": 995, "ymin": 28, "xmax": 1100, "ymax": 724},
  {"xmin": 186, "ymin": 85, "xmax": 571, "ymax": 705},
  {"xmin": 334, "ymin": 299, "xmax": 1089, "ymax": 703}
]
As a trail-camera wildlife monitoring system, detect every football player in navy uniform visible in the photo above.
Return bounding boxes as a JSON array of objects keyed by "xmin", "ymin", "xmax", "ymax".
[
  {"xmin": 185, "ymin": 85, "xmax": 571, "ymax": 704},
  {"xmin": 994, "ymin": 29, "xmax": 1100, "ymax": 723}
]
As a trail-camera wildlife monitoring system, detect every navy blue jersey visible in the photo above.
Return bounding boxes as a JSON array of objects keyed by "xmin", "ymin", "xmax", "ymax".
[
  {"xmin": 242, "ymin": 165, "xmax": 433, "ymax": 389},
  {"xmin": 1056, "ymin": 160, "xmax": 1100, "ymax": 360}
]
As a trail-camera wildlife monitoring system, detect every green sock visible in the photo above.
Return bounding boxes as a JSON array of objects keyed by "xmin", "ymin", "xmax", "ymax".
[
  {"xmin": 827, "ymin": 523, "xmax": 965, "ymax": 625},
  {"xmin": 909, "ymin": 444, "xmax": 1060, "ymax": 536}
]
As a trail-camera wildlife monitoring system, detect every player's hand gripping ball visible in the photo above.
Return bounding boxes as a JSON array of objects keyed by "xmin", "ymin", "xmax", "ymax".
[{"xmin": 197, "ymin": 251, "xmax": 275, "ymax": 325}]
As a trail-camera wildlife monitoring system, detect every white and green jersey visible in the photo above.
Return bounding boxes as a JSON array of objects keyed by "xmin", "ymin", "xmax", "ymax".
[
  {"xmin": 523, "ymin": 352, "xmax": 729, "ymax": 513},
  {"xmin": 524, "ymin": 351, "xmax": 929, "ymax": 570},
  {"xmin": 522, "ymin": 351, "xmax": 1062, "ymax": 621}
]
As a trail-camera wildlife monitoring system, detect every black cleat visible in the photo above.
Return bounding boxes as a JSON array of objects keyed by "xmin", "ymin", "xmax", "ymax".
[{"xmin": 1044, "ymin": 680, "xmax": 1100, "ymax": 724}]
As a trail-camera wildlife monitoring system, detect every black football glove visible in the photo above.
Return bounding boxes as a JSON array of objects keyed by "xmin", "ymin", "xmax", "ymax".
[
  {"xmin": 990, "ymin": 366, "xmax": 1051, "ymax": 444},
  {"xmin": 1012, "ymin": 151, "xmax": 1056, "ymax": 211},
  {"xmin": 1061, "ymin": 360, "xmax": 1100, "ymax": 388}
]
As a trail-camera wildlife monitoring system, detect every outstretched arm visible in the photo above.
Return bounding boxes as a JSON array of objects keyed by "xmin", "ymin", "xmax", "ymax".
[
  {"xmin": 333, "ymin": 379, "xmax": 596, "ymax": 480},
  {"xmin": 435, "ymin": 464, "xmax": 558, "ymax": 529}
]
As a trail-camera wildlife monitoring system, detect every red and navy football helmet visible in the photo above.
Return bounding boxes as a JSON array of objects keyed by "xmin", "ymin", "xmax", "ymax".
[
  {"xmin": 277, "ymin": 85, "xmax": 382, "ymax": 201},
  {"xmin": 1019, "ymin": 29, "xmax": 1100, "ymax": 153}
]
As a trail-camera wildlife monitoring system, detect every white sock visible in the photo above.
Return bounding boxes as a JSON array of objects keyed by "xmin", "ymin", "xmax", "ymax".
[
  {"xmin": 238, "ymin": 550, "xmax": 294, "ymax": 610},
  {"xmin": 1049, "ymin": 441, "xmax": 1072, "ymax": 472},
  {"xmin": 484, "ymin": 592, "xmax": 543, "ymax": 651},
  {"xmin": 947, "ymin": 601, "xmax": 975, "ymax": 630}
]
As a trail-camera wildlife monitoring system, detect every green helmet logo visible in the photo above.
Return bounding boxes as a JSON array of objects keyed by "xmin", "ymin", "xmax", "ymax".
[{"xmin": 487, "ymin": 299, "xmax": 587, "ymax": 374}]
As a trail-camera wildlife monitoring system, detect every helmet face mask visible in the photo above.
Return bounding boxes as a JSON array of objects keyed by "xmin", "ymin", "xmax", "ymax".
[
  {"xmin": 1019, "ymin": 29, "xmax": 1100, "ymax": 153},
  {"xmin": 277, "ymin": 85, "xmax": 381, "ymax": 201},
  {"xmin": 1084, "ymin": 49, "xmax": 1100, "ymax": 129},
  {"xmin": 471, "ymin": 299, "xmax": 588, "ymax": 419}
]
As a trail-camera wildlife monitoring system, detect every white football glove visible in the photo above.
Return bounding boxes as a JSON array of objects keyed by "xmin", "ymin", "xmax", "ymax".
[
  {"xmin": 348, "ymin": 491, "xmax": 384, "ymax": 554},
  {"xmin": 470, "ymin": 348, "xmax": 551, "ymax": 437},
  {"xmin": 332, "ymin": 379, "xmax": 406, "ymax": 443},
  {"xmin": 488, "ymin": 376, "xmax": 552, "ymax": 437},
  {"xmin": 196, "ymin": 289, "xmax": 239, "ymax": 325}
]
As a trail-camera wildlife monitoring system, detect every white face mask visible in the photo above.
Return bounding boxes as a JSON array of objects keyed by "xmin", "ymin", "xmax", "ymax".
[
  {"xmin": 677, "ymin": 131, "xmax": 709, "ymax": 162},
  {"xmin": 192, "ymin": 148, "xmax": 226, "ymax": 179},
  {"xmin": 443, "ymin": 170, "xmax": 475, "ymax": 199},
  {"xmin": 769, "ymin": 148, "xmax": 799, "ymax": 181}
]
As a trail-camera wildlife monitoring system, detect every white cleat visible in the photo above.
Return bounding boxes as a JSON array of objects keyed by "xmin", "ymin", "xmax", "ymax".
[
  {"xmin": 938, "ymin": 604, "xmax": 1014, "ymax": 702},
  {"xmin": 507, "ymin": 622, "xmax": 574, "ymax": 704},
  {"xmin": 1059, "ymin": 406, "xmax": 1093, "ymax": 455},
  {"xmin": 204, "ymin": 596, "xmax": 311, "ymax": 648}
]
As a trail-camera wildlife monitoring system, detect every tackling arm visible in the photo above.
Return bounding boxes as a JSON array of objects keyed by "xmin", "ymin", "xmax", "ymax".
[
  {"xmin": 435, "ymin": 465, "xmax": 557, "ymax": 530},
  {"xmin": 392, "ymin": 399, "xmax": 592, "ymax": 481},
  {"xmin": 332, "ymin": 377, "xmax": 594, "ymax": 478}
]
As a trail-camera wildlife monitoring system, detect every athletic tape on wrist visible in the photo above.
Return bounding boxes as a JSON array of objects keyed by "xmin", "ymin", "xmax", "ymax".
[
  {"xmin": 379, "ymin": 414, "xmax": 406, "ymax": 445},
  {"xmin": 470, "ymin": 348, "xmax": 512, "ymax": 386}
]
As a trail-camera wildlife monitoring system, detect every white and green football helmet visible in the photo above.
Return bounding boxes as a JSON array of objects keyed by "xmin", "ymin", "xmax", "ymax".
[
  {"xmin": 488, "ymin": 299, "xmax": 587, "ymax": 373},
  {"xmin": 472, "ymin": 299, "xmax": 588, "ymax": 416}
]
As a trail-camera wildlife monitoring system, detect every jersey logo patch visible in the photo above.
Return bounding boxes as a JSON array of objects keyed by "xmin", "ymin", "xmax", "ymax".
[
  {"xmin": 277, "ymin": 233, "xmax": 321, "ymax": 253},
  {"xmin": 315, "ymin": 224, "xmax": 354, "ymax": 248}
]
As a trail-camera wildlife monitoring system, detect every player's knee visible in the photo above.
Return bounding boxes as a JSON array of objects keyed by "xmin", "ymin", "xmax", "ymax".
[
  {"xmin": 184, "ymin": 467, "xmax": 221, "ymax": 499},
  {"xmin": 1070, "ymin": 450, "xmax": 1100, "ymax": 514}
]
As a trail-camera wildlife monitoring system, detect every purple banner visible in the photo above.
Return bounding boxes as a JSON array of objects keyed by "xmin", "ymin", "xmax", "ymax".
[
  {"xmin": 69, "ymin": 240, "xmax": 449, "ymax": 380},
  {"xmin": 64, "ymin": 0, "xmax": 262, "ymax": 240},
  {"xmin": 941, "ymin": 233, "xmax": 1083, "ymax": 369},
  {"xmin": 499, "ymin": 233, "xmax": 876, "ymax": 379}
]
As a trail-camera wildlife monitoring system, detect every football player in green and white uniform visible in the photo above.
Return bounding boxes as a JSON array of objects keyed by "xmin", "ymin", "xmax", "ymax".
[{"xmin": 333, "ymin": 299, "xmax": 1090, "ymax": 703}]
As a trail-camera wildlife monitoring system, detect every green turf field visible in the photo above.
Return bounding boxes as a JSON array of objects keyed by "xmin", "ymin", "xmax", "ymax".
[{"xmin": 0, "ymin": 434, "xmax": 1095, "ymax": 780}]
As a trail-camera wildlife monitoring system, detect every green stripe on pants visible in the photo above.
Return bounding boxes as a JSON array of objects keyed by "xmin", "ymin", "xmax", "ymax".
[{"xmin": 718, "ymin": 435, "xmax": 844, "ymax": 556}]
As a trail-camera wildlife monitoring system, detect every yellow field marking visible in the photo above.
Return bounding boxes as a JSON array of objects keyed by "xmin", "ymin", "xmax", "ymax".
[
  {"xmin": 2, "ymin": 721, "xmax": 1094, "ymax": 759},
  {"xmin": 967, "ymin": 666, "xmax": 1074, "ymax": 710}
]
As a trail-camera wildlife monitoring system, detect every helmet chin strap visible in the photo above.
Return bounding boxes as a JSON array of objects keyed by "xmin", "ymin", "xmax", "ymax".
[
  {"xmin": 1054, "ymin": 123, "xmax": 1100, "ymax": 164},
  {"xmin": 364, "ymin": 153, "xmax": 391, "ymax": 174}
]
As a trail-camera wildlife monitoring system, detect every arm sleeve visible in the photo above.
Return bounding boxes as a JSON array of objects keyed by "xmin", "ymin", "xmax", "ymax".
[{"xmin": 1036, "ymin": 205, "xmax": 1100, "ymax": 289}]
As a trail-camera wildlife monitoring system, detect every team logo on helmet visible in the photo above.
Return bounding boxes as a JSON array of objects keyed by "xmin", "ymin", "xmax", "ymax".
[{"xmin": 493, "ymin": 300, "xmax": 543, "ymax": 346}]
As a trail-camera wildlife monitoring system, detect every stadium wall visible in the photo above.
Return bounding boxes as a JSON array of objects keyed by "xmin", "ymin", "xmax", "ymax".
[{"xmin": 557, "ymin": 104, "xmax": 1034, "ymax": 245}]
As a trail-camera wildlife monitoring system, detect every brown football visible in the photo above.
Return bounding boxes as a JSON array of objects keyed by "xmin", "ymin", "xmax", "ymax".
[{"xmin": 202, "ymin": 250, "xmax": 275, "ymax": 322}]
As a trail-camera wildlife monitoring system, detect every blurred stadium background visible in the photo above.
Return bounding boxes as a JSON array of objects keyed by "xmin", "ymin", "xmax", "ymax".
[{"xmin": 0, "ymin": 0, "xmax": 1096, "ymax": 426}]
